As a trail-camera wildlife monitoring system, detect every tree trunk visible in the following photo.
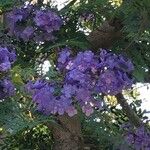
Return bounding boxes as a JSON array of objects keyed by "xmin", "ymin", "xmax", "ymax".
[
  {"xmin": 51, "ymin": 115, "xmax": 84, "ymax": 150},
  {"xmin": 116, "ymin": 93, "xmax": 142, "ymax": 127},
  {"xmin": 87, "ymin": 19, "xmax": 122, "ymax": 50}
]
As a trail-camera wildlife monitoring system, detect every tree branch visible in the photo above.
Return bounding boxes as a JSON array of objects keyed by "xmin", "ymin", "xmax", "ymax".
[
  {"xmin": 46, "ymin": 114, "xmax": 84, "ymax": 150},
  {"xmin": 116, "ymin": 93, "xmax": 142, "ymax": 127},
  {"xmin": 87, "ymin": 19, "xmax": 122, "ymax": 50}
]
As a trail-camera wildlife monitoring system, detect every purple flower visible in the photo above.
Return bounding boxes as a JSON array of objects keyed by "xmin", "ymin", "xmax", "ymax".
[
  {"xmin": 61, "ymin": 84, "xmax": 76, "ymax": 98},
  {"xmin": 6, "ymin": 5, "xmax": 30, "ymax": 36},
  {"xmin": 67, "ymin": 69, "xmax": 86, "ymax": 82},
  {"xmin": 58, "ymin": 96, "xmax": 72, "ymax": 115},
  {"xmin": 124, "ymin": 126, "xmax": 150, "ymax": 149},
  {"xmin": 95, "ymin": 49, "xmax": 134, "ymax": 95},
  {"xmin": 82, "ymin": 104, "xmax": 94, "ymax": 116},
  {"xmin": 27, "ymin": 80, "xmax": 75, "ymax": 116},
  {"xmin": 0, "ymin": 79, "xmax": 15, "ymax": 100},
  {"xmin": 31, "ymin": 79, "xmax": 47, "ymax": 90},
  {"xmin": 99, "ymin": 49, "xmax": 118, "ymax": 69},
  {"xmin": 20, "ymin": 26, "xmax": 34, "ymax": 41},
  {"xmin": 34, "ymin": 10, "xmax": 62, "ymax": 33},
  {"xmin": 66, "ymin": 106, "xmax": 77, "ymax": 117},
  {"xmin": 7, "ymin": 8, "xmax": 27, "ymax": 23},
  {"xmin": 69, "ymin": 51, "xmax": 95, "ymax": 72},
  {"xmin": 116, "ymin": 55, "xmax": 134, "ymax": 73},
  {"xmin": 96, "ymin": 70, "xmax": 132, "ymax": 95},
  {"xmin": 7, "ymin": 5, "xmax": 62, "ymax": 43},
  {"xmin": 0, "ymin": 49, "xmax": 11, "ymax": 71},
  {"xmin": 58, "ymin": 48, "xmax": 71, "ymax": 64},
  {"xmin": 32, "ymin": 84, "xmax": 55, "ymax": 114},
  {"xmin": 99, "ymin": 49, "xmax": 134, "ymax": 73},
  {"xmin": 8, "ymin": 49, "xmax": 17, "ymax": 63},
  {"xmin": 76, "ymin": 88, "xmax": 92, "ymax": 102},
  {"xmin": 0, "ymin": 47, "xmax": 16, "ymax": 72}
]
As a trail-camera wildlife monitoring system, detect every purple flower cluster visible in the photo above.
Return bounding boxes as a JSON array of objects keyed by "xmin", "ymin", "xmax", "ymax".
[
  {"xmin": 27, "ymin": 49, "xmax": 134, "ymax": 117},
  {"xmin": 0, "ymin": 79, "xmax": 15, "ymax": 100},
  {"xmin": 34, "ymin": 10, "xmax": 62, "ymax": 33},
  {"xmin": 124, "ymin": 126, "xmax": 150, "ymax": 150},
  {"xmin": 7, "ymin": 4, "xmax": 62, "ymax": 42},
  {"xmin": 96, "ymin": 49, "xmax": 134, "ymax": 95},
  {"xmin": 0, "ymin": 46, "xmax": 16, "ymax": 72},
  {"xmin": 60, "ymin": 48, "xmax": 134, "ymax": 95},
  {"xmin": 0, "ymin": 46, "xmax": 16, "ymax": 100},
  {"xmin": 26, "ymin": 80, "xmax": 77, "ymax": 117}
]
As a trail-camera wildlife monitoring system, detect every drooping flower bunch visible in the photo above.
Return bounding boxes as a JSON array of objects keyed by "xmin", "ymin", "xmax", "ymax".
[
  {"xmin": 0, "ymin": 46, "xmax": 16, "ymax": 100},
  {"xmin": 123, "ymin": 126, "xmax": 150, "ymax": 150},
  {"xmin": 27, "ymin": 48, "xmax": 134, "ymax": 117},
  {"xmin": 6, "ymin": 4, "xmax": 62, "ymax": 42}
]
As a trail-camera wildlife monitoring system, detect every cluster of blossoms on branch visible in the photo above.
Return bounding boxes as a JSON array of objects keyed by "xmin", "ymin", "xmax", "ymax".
[
  {"xmin": 0, "ymin": 46, "xmax": 16, "ymax": 100},
  {"xmin": 6, "ymin": 4, "xmax": 62, "ymax": 43},
  {"xmin": 123, "ymin": 125, "xmax": 150, "ymax": 150},
  {"xmin": 5, "ymin": 3, "xmax": 135, "ymax": 118},
  {"xmin": 27, "ymin": 49, "xmax": 134, "ymax": 117}
]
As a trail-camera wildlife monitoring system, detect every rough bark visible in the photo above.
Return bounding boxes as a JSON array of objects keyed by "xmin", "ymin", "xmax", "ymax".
[
  {"xmin": 50, "ymin": 115, "xmax": 84, "ymax": 150},
  {"xmin": 87, "ymin": 19, "xmax": 122, "ymax": 50}
]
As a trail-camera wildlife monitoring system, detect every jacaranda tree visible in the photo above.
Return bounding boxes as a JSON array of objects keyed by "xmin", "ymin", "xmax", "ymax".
[{"xmin": 0, "ymin": 0, "xmax": 150, "ymax": 149}]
